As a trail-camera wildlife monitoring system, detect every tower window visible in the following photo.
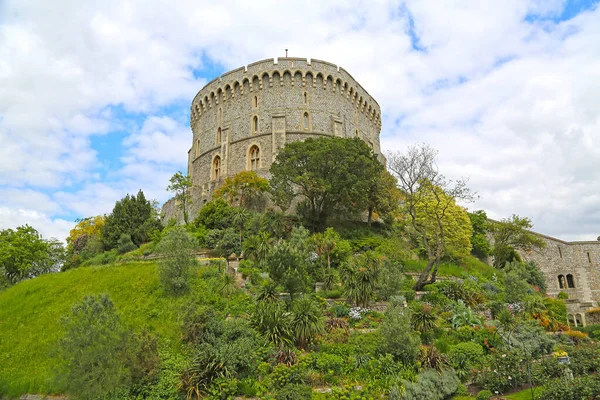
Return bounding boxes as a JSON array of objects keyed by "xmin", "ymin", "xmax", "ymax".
[
  {"xmin": 216, "ymin": 127, "xmax": 222, "ymax": 144},
  {"xmin": 252, "ymin": 116, "xmax": 259, "ymax": 133},
  {"xmin": 303, "ymin": 112, "xmax": 310, "ymax": 130},
  {"xmin": 354, "ymin": 129, "xmax": 359, "ymax": 137},
  {"xmin": 558, "ymin": 275, "xmax": 565, "ymax": 289},
  {"xmin": 558, "ymin": 246, "xmax": 562, "ymax": 258},
  {"xmin": 212, "ymin": 156, "xmax": 221, "ymax": 180},
  {"xmin": 249, "ymin": 145, "xmax": 260, "ymax": 171},
  {"xmin": 253, "ymin": 96, "xmax": 258, "ymax": 108},
  {"xmin": 303, "ymin": 92, "xmax": 308, "ymax": 104},
  {"xmin": 587, "ymin": 252, "xmax": 591, "ymax": 263},
  {"xmin": 195, "ymin": 139, "xmax": 200, "ymax": 157}
]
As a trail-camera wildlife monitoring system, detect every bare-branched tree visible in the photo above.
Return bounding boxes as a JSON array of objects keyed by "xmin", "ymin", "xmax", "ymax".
[{"xmin": 386, "ymin": 144, "xmax": 477, "ymax": 290}]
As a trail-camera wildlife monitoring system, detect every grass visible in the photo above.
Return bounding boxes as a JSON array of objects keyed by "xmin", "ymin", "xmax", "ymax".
[
  {"xmin": 403, "ymin": 255, "xmax": 496, "ymax": 281},
  {"xmin": 504, "ymin": 387, "xmax": 541, "ymax": 399},
  {"xmin": 0, "ymin": 261, "xmax": 227, "ymax": 397}
]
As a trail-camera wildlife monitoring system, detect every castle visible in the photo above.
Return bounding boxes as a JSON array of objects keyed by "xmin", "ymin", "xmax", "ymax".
[
  {"xmin": 162, "ymin": 57, "xmax": 383, "ymax": 220},
  {"xmin": 162, "ymin": 57, "xmax": 600, "ymax": 327}
]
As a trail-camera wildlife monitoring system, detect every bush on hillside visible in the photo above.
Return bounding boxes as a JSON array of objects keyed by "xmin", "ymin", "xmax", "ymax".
[
  {"xmin": 117, "ymin": 233, "xmax": 137, "ymax": 254},
  {"xmin": 156, "ymin": 227, "xmax": 197, "ymax": 295},
  {"xmin": 402, "ymin": 369, "xmax": 460, "ymax": 400}
]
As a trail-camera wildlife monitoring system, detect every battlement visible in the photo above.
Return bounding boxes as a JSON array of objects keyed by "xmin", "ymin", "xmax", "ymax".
[{"xmin": 190, "ymin": 58, "xmax": 381, "ymax": 130}]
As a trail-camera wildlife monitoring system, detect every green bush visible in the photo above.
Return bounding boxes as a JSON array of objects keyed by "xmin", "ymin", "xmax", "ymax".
[
  {"xmin": 156, "ymin": 227, "xmax": 197, "ymax": 295},
  {"xmin": 312, "ymin": 352, "xmax": 346, "ymax": 375},
  {"xmin": 379, "ymin": 306, "xmax": 420, "ymax": 365},
  {"xmin": 80, "ymin": 250, "xmax": 118, "ymax": 266},
  {"xmin": 330, "ymin": 302, "xmax": 350, "ymax": 317},
  {"xmin": 475, "ymin": 389, "xmax": 492, "ymax": 400},
  {"xmin": 275, "ymin": 383, "xmax": 312, "ymax": 400},
  {"xmin": 116, "ymin": 233, "xmax": 137, "ymax": 254},
  {"xmin": 557, "ymin": 291, "xmax": 568, "ymax": 299},
  {"xmin": 402, "ymin": 369, "xmax": 460, "ymax": 400},
  {"xmin": 537, "ymin": 375, "xmax": 600, "ymax": 400}
]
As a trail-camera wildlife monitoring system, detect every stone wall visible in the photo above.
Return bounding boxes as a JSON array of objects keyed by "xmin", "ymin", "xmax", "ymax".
[{"xmin": 519, "ymin": 232, "xmax": 600, "ymax": 326}]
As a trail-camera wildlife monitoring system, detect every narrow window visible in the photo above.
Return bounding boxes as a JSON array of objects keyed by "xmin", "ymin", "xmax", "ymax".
[
  {"xmin": 567, "ymin": 274, "xmax": 575, "ymax": 288},
  {"xmin": 303, "ymin": 112, "xmax": 309, "ymax": 130},
  {"xmin": 216, "ymin": 127, "xmax": 222, "ymax": 144},
  {"xmin": 195, "ymin": 139, "xmax": 200, "ymax": 157},
  {"xmin": 354, "ymin": 129, "xmax": 359, "ymax": 137},
  {"xmin": 587, "ymin": 252, "xmax": 591, "ymax": 263},
  {"xmin": 212, "ymin": 156, "xmax": 221, "ymax": 180},
  {"xmin": 252, "ymin": 116, "xmax": 258, "ymax": 133},
  {"xmin": 249, "ymin": 145, "xmax": 260, "ymax": 170},
  {"xmin": 303, "ymin": 92, "xmax": 308, "ymax": 104},
  {"xmin": 558, "ymin": 246, "xmax": 562, "ymax": 258},
  {"xmin": 558, "ymin": 275, "xmax": 565, "ymax": 289},
  {"xmin": 253, "ymin": 96, "xmax": 258, "ymax": 108},
  {"xmin": 218, "ymin": 107, "xmax": 222, "ymax": 122}
]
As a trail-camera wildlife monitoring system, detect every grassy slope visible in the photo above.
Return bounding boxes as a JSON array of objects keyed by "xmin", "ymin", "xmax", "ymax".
[{"xmin": 0, "ymin": 261, "xmax": 193, "ymax": 397}]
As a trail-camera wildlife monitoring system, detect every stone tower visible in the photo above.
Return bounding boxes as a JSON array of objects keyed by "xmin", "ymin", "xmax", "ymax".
[{"xmin": 163, "ymin": 57, "xmax": 383, "ymax": 220}]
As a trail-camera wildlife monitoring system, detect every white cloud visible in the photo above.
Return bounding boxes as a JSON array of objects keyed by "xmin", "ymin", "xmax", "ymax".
[
  {"xmin": 0, "ymin": 207, "xmax": 73, "ymax": 242},
  {"xmin": 1, "ymin": 0, "xmax": 599, "ymax": 240}
]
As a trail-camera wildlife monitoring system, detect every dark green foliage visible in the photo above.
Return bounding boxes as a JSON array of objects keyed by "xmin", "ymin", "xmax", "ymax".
[
  {"xmin": 476, "ymin": 350, "xmax": 527, "ymax": 393},
  {"xmin": 490, "ymin": 215, "xmax": 545, "ymax": 269},
  {"xmin": 205, "ymin": 228, "xmax": 242, "ymax": 258},
  {"xmin": 265, "ymin": 242, "xmax": 309, "ymax": 298},
  {"xmin": 56, "ymin": 294, "xmax": 129, "ymax": 399},
  {"xmin": 180, "ymin": 303, "xmax": 218, "ymax": 344},
  {"xmin": 0, "ymin": 225, "xmax": 65, "ymax": 287},
  {"xmin": 290, "ymin": 296, "xmax": 325, "ymax": 349},
  {"xmin": 123, "ymin": 328, "xmax": 160, "ymax": 390},
  {"xmin": 537, "ymin": 375, "xmax": 600, "ymax": 400},
  {"xmin": 102, "ymin": 190, "xmax": 161, "ymax": 249},
  {"xmin": 275, "ymin": 383, "xmax": 312, "ymax": 400},
  {"xmin": 194, "ymin": 198, "xmax": 236, "ymax": 230},
  {"xmin": 468, "ymin": 210, "xmax": 490, "ymax": 259},
  {"xmin": 342, "ymin": 251, "xmax": 383, "ymax": 307},
  {"xmin": 252, "ymin": 302, "xmax": 293, "ymax": 348},
  {"xmin": 557, "ymin": 291, "xmax": 568, "ymax": 299},
  {"xmin": 402, "ymin": 369, "xmax": 460, "ymax": 400},
  {"xmin": 409, "ymin": 302, "xmax": 437, "ymax": 335},
  {"xmin": 156, "ymin": 227, "xmax": 197, "ymax": 295},
  {"xmin": 269, "ymin": 136, "xmax": 383, "ymax": 230},
  {"xmin": 506, "ymin": 321, "xmax": 555, "ymax": 357},
  {"xmin": 116, "ymin": 233, "xmax": 137, "ymax": 254},
  {"xmin": 503, "ymin": 271, "xmax": 530, "ymax": 303},
  {"xmin": 475, "ymin": 390, "xmax": 492, "ymax": 400},
  {"xmin": 379, "ymin": 306, "xmax": 420, "ymax": 365},
  {"xmin": 568, "ymin": 344, "xmax": 600, "ymax": 376},
  {"xmin": 504, "ymin": 260, "xmax": 547, "ymax": 292}
]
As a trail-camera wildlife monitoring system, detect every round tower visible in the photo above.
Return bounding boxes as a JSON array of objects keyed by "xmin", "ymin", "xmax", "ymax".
[{"xmin": 187, "ymin": 57, "xmax": 383, "ymax": 200}]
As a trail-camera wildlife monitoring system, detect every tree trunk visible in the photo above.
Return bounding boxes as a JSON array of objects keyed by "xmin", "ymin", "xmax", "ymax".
[
  {"xmin": 367, "ymin": 207, "xmax": 373, "ymax": 226},
  {"xmin": 413, "ymin": 258, "xmax": 436, "ymax": 291}
]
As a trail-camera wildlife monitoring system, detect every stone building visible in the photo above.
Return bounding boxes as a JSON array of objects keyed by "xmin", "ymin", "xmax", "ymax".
[
  {"xmin": 519, "ymin": 232, "xmax": 600, "ymax": 327},
  {"xmin": 162, "ymin": 57, "xmax": 383, "ymax": 220}
]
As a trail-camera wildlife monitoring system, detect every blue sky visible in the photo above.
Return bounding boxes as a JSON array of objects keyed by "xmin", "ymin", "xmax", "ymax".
[{"xmin": 1, "ymin": 0, "xmax": 599, "ymax": 242}]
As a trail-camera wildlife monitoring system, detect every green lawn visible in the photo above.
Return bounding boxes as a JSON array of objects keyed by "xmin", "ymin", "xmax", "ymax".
[
  {"xmin": 0, "ymin": 262, "xmax": 206, "ymax": 397},
  {"xmin": 404, "ymin": 255, "xmax": 496, "ymax": 281},
  {"xmin": 504, "ymin": 387, "xmax": 540, "ymax": 399}
]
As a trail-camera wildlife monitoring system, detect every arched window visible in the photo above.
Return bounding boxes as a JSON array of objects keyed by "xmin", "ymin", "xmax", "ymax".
[
  {"xmin": 354, "ymin": 129, "xmax": 359, "ymax": 137},
  {"xmin": 216, "ymin": 127, "xmax": 222, "ymax": 144},
  {"xmin": 558, "ymin": 275, "xmax": 565, "ymax": 289},
  {"xmin": 249, "ymin": 145, "xmax": 260, "ymax": 170},
  {"xmin": 303, "ymin": 92, "xmax": 308, "ymax": 104},
  {"xmin": 212, "ymin": 156, "xmax": 221, "ymax": 180},
  {"xmin": 253, "ymin": 96, "xmax": 258, "ymax": 108},
  {"xmin": 567, "ymin": 274, "xmax": 575, "ymax": 288},
  {"xmin": 303, "ymin": 112, "xmax": 310, "ymax": 130},
  {"xmin": 252, "ymin": 116, "xmax": 258, "ymax": 133}
]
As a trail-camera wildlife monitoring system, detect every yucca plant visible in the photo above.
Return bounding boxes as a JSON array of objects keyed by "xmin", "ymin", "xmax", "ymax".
[
  {"xmin": 410, "ymin": 302, "xmax": 438, "ymax": 334},
  {"xmin": 290, "ymin": 296, "xmax": 325, "ymax": 349}
]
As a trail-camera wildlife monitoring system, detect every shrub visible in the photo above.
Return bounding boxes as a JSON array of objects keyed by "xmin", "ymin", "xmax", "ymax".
[
  {"xmin": 402, "ymin": 369, "xmax": 460, "ymax": 400},
  {"xmin": 330, "ymin": 302, "xmax": 350, "ymax": 318},
  {"xmin": 116, "ymin": 233, "xmax": 137, "ymax": 254},
  {"xmin": 275, "ymin": 383, "xmax": 312, "ymax": 400},
  {"xmin": 156, "ymin": 227, "xmax": 197, "ymax": 295},
  {"xmin": 379, "ymin": 306, "xmax": 420, "ymax": 365},
  {"xmin": 475, "ymin": 389, "xmax": 492, "ymax": 400},
  {"xmin": 80, "ymin": 250, "xmax": 118, "ymax": 266},
  {"xmin": 476, "ymin": 350, "xmax": 527, "ymax": 393},
  {"xmin": 56, "ymin": 294, "xmax": 129, "ymax": 399},
  {"xmin": 557, "ymin": 291, "xmax": 568, "ymax": 299},
  {"xmin": 568, "ymin": 344, "xmax": 600, "ymax": 376},
  {"xmin": 449, "ymin": 342, "xmax": 484, "ymax": 362},
  {"xmin": 537, "ymin": 375, "xmax": 600, "ymax": 400}
]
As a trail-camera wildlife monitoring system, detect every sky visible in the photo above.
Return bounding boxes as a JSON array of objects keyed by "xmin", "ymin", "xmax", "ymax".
[{"xmin": 0, "ymin": 0, "xmax": 599, "ymax": 242}]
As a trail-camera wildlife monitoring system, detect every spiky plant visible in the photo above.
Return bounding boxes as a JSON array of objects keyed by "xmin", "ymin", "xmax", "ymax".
[{"xmin": 290, "ymin": 296, "xmax": 325, "ymax": 349}]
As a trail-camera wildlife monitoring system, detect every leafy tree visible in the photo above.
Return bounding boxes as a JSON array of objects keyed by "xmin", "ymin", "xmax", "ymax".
[
  {"xmin": 490, "ymin": 215, "xmax": 545, "ymax": 269},
  {"xmin": 379, "ymin": 305, "xmax": 420, "ymax": 365},
  {"xmin": 56, "ymin": 294, "xmax": 129, "ymax": 399},
  {"xmin": 213, "ymin": 170, "xmax": 269, "ymax": 208},
  {"xmin": 270, "ymin": 137, "xmax": 382, "ymax": 230},
  {"xmin": 386, "ymin": 144, "xmax": 475, "ymax": 290},
  {"xmin": 194, "ymin": 198, "xmax": 236, "ymax": 230},
  {"xmin": 166, "ymin": 171, "xmax": 193, "ymax": 224},
  {"xmin": 266, "ymin": 242, "xmax": 309, "ymax": 299},
  {"xmin": 468, "ymin": 210, "xmax": 491, "ymax": 259},
  {"xmin": 251, "ymin": 302, "xmax": 293, "ymax": 348},
  {"xmin": 365, "ymin": 170, "xmax": 401, "ymax": 226},
  {"xmin": 156, "ymin": 227, "xmax": 197, "ymax": 295},
  {"xmin": 290, "ymin": 296, "xmax": 325, "ymax": 349},
  {"xmin": 0, "ymin": 225, "xmax": 65, "ymax": 287},
  {"xmin": 102, "ymin": 190, "xmax": 162, "ymax": 249},
  {"xmin": 116, "ymin": 233, "xmax": 137, "ymax": 254},
  {"xmin": 243, "ymin": 231, "xmax": 273, "ymax": 265},
  {"xmin": 232, "ymin": 207, "xmax": 250, "ymax": 246},
  {"xmin": 205, "ymin": 228, "xmax": 241, "ymax": 260},
  {"xmin": 66, "ymin": 215, "xmax": 105, "ymax": 254}
]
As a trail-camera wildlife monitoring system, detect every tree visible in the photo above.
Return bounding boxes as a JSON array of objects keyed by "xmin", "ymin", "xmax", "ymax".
[
  {"xmin": 56, "ymin": 294, "xmax": 129, "ymax": 399},
  {"xmin": 66, "ymin": 215, "xmax": 105, "ymax": 254},
  {"xmin": 386, "ymin": 144, "xmax": 475, "ymax": 290},
  {"xmin": 469, "ymin": 210, "xmax": 491, "ymax": 259},
  {"xmin": 232, "ymin": 207, "xmax": 250, "ymax": 246},
  {"xmin": 366, "ymin": 170, "xmax": 401, "ymax": 226},
  {"xmin": 213, "ymin": 170, "xmax": 269, "ymax": 208},
  {"xmin": 251, "ymin": 302, "xmax": 293, "ymax": 349},
  {"xmin": 270, "ymin": 137, "xmax": 382, "ymax": 231},
  {"xmin": 194, "ymin": 198, "xmax": 236, "ymax": 230},
  {"xmin": 490, "ymin": 215, "xmax": 545, "ymax": 269},
  {"xmin": 342, "ymin": 251, "xmax": 383, "ymax": 307},
  {"xmin": 156, "ymin": 227, "xmax": 197, "ymax": 295},
  {"xmin": 102, "ymin": 190, "xmax": 162, "ymax": 249},
  {"xmin": 0, "ymin": 225, "xmax": 65, "ymax": 287},
  {"xmin": 290, "ymin": 296, "xmax": 325, "ymax": 349},
  {"xmin": 379, "ymin": 305, "xmax": 420, "ymax": 365},
  {"xmin": 310, "ymin": 227, "xmax": 340, "ymax": 273},
  {"xmin": 167, "ymin": 171, "xmax": 193, "ymax": 224}
]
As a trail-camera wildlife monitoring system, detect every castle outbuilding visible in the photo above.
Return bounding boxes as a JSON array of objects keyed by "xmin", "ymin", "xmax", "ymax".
[{"xmin": 163, "ymin": 57, "xmax": 383, "ymax": 219}]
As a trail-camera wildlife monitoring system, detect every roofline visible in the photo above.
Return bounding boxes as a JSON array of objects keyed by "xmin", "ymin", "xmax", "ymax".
[{"xmin": 487, "ymin": 218, "xmax": 599, "ymax": 245}]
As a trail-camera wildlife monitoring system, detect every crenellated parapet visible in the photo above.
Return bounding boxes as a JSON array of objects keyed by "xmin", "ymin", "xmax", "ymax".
[{"xmin": 189, "ymin": 58, "xmax": 382, "ymax": 132}]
